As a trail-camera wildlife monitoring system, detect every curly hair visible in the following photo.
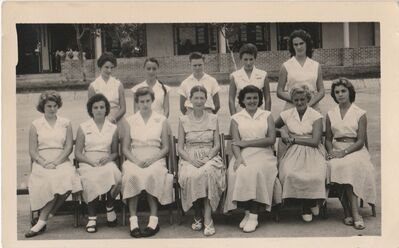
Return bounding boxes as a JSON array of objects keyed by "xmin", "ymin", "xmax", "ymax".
[
  {"xmin": 238, "ymin": 85, "xmax": 263, "ymax": 109},
  {"xmin": 134, "ymin": 86, "xmax": 155, "ymax": 103},
  {"xmin": 331, "ymin": 77, "xmax": 356, "ymax": 103},
  {"xmin": 97, "ymin": 52, "xmax": 117, "ymax": 68},
  {"xmin": 36, "ymin": 90, "xmax": 63, "ymax": 113},
  {"xmin": 288, "ymin": 29, "xmax": 314, "ymax": 58},
  {"xmin": 86, "ymin": 93, "xmax": 110, "ymax": 118},
  {"xmin": 239, "ymin": 43, "xmax": 258, "ymax": 59},
  {"xmin": 289, "ymin": 83, "xmax": 312, "ymax": 103}
]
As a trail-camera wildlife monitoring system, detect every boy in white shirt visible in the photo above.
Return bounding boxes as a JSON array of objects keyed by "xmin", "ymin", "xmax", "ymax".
[{"xmin": 178, "ymin": 52, "xmax": 220, "ymax": 115}]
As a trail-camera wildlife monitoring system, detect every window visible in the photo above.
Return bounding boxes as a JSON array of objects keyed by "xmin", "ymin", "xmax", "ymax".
[
  {"xmin": 227, "ymin": 23, "xmax": 271, "ymax": 52},
  {"xmin": 174, "ymin": 24, "xmax": 218, "ymax": 55},
  {"xmin": 276, "ymin": 23, "xmax": 322, "ymax": 50}
]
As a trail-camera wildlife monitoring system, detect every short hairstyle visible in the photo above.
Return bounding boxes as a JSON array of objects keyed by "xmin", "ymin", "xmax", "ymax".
[
  {"xmin": 97, "ymin": 52, "xmax": 117, "ymax": 68},
  {"xmin": 134, "ymin": 86, "xmax": 155, "ymax": 103},
  {"xmin": 36, "ymin": 90, "xmax": 63, "ymax": 113},
  {"xmin": 289, "ymin": 83, "xmax": 312, "ymax": 102},
  {"xmin": 143, "ymin": 57, "xmax": 159, "ymax": 68},
  {"xmin": 331, "ymin": 77, "xmax": 356, "ymax": 103},
  {"xmin": 188, "ymin": 52, "xmax": 205, "ymax": 62},
  {"xmin": 288, "ymin": 29, "xmax": 314, "ymax": 58},
  {"xmin": 189, "ymin": 85, "xmax": 207, "ymax": 99},
  {"xmin": 238, "ymin": 85, "xmax": 263, "ymax": 108},
  {"xmin": 87, "ymin": 93, "xmax": 110, "ymax": 118},
  {"xmin": 239, "ymin": 43, "xmax": 258, "ymax": 59}
]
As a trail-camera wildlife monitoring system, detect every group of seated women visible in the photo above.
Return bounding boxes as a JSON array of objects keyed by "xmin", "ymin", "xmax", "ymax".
[{"xmin": 25, "ymin": 31, "xmax": 377, "ymax": 238}]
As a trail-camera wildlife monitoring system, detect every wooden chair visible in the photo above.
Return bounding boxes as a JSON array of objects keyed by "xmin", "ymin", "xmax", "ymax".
[{"xmin": 120, "ymin": 135, "xmax": 177, "ymax": 226}]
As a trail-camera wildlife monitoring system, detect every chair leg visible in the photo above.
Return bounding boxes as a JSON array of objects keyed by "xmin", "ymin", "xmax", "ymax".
[
  {"xmin": 371, "ymin": 204, "xmax": 376, "ymax": 217},
  {"xmin": 272, "ymin": 204, "xmax": 281, "ymax": 223},
  {"xmin": 169, "ymin": 204, "xmax": 174, "ymax": 225},
  {"xmin": 321, "ymin": 201, "xmax": 328, "ymax": 219},
  {"xmin": 360, "ymin": 199, "xmax": 364, "ymax": 208},
  {"xmin": 122, "ymin": 203, "xmax": 127, "ymax": 226},
  {"xmin": 73, "ymin": 194, "xmax": 79, "ymax": 228}
]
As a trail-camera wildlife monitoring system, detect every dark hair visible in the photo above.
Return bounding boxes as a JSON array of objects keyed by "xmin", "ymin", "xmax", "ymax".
[
  {"xmin": 143, "ymin": 57, "xmax": 168, "ymax": 97},
  {"xmin": 188, "ymin": 52, "xmax": 205, "ymax": 62},
  {"xmin": 189, "ymin": 85, "xmax": 207, "ymax": 99},
  {"xmin": 87, "ymin": 93, "xmax": 110, "ymax": 118},
  {"xmin": 331, "ymin": 77, "xmax": 356, "ymax": 103},
  {"xmin": 134, "ymin": 86, "xmax": 155, "ymax": 103},
  {"xmin": 97, "ymin": 52, "xmax": 117, "ymax": 68},
  {"xmin": 288, "ymin": 29, "xmax": 314, "ymax": 58},
  {"xmin": 238, "ymin": 85, "xmax": 263, "ymax": 108},
  {"xmin": 239, "ymin": 43, "xmax": 258, "ymax": 59},
  {"xmin": 36, "ymin": 90, "xmax": 63, "ymax": 113}
]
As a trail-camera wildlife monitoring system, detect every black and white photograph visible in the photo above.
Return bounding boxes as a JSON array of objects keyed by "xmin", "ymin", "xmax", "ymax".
[{"xmin": 3, "ymin": 1, "xmax": 398, "ymax": 248}]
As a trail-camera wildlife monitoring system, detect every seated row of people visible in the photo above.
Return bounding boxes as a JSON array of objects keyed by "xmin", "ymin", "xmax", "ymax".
[{"xmin": 25, "ymin": 79, "xmax": 376, "ymax": 239}]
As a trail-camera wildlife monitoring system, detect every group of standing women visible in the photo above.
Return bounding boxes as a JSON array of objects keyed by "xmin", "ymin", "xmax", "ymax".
[{"xmin": 25, "ymin": 29, "xmax": 376, "ymax": 239}]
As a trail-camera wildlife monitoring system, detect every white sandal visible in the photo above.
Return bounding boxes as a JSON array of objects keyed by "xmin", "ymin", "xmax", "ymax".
[
  {"xmin": 203, "ymin": 220, "xmax": 216, "ymax": 236},
  {"xmin": 191, "ymin": 217, "xmax": 203, "ymax": 231}
]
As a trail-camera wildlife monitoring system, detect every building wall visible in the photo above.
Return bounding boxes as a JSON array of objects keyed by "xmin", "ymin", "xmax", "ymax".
[
  {"xmin": 322, "ymin": 23, "xmax": 344, "ymax": 48},
  {"xmin": 374, "ymin": 22, "xmax": 380, "ymax": 46},
  {"xmin": 146, "ymin": 24, "xmax": 175, "ymax": 57}
]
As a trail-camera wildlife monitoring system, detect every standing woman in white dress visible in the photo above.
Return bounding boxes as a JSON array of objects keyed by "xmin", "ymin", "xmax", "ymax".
[
  {"xmin": 131, "ymin": 58, "xmax": 170, "ymax": 117},
  {"xmin": 229, "ymin": 43, "xmax": 272, "ymax": 115},
  {"xmin": 276, "ymin": 30, "xmax": 325, "ymax": 158},
  {"xmin": 122, "ymin": 87, "xmax": 173, "ymax": 238},
  {"xmin": 88, "ymin": 52, "xmax": 126, "ymax": 136},
  {"xmin": 325, "ymin": 78, "xmax": 377, "ymax": 230},
  {"xmin": 25, "ymin": 91, "xmax": 82, "ymax": 238},
  {"xmin": 224, "ymin": 85, "xmax": 282, "ymax": 233},
  {"xmin": 275, "ymin": 84, "xmax": 327, "ymax": 222},
  {"xmin": 75, "ymin": 94, "xmax": 122, "ymax": 233}
]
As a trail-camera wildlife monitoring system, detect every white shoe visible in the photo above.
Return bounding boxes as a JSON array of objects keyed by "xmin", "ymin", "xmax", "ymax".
[
  {"xmin": 310, "ymin": 206, "xmax": 319, "ymax": 216},
  {"xmin": 239, "ymin": 211, "xmax": 250, "ymax": 229},
  {"xmin": 302, "ymin": 214, "xmax": 313, "ymax": 222},
  {"xmin": 203, "ymin": 220, "xmax": 216, "ymax": 236},
  {"xmin": 243, "ymin": 213, "xmax": 258, "ymax": 233}
]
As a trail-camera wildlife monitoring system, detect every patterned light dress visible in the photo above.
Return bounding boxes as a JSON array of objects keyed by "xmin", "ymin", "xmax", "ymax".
[
  {"xmin": 178, "ymin": 112, "xmax": 226, "ymax": 212},
  {"xmin": 231, "ymin": 66, "xmax": 267, "ymax": 112},
  {"xmin": 121, "ymin": 112, "xmax": 174, "ymax": 205},
  {"xmin": 224, "ymin": 109, "xmax": 282, "ymax": 213},
  {"xmin": 327, "ymin": 104, "xmax": 376, "ymax": 204},
  {"xmin": 278, "ymin": 107, "xmax": 328, "ymax": 200},
  {"xmin": 28, "ymin": 116, "xmax": 82, "ymax": 211},
  {"xmin": 77, "ymin": 119, "xmax": 122, "ymax": 203}
]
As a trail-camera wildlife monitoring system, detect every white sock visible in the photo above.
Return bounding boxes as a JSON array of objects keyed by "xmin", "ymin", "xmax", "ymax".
[
  {"xmin": 130, "ymin": 216, "xmax": 138, "ymax": 230},
  {"xmin": 31, "ymin": 220, "xmax": 46, "ymax": 232},
  {"xmin": 106, "ymin": 206, "xmax": 116, "ymax": 222},
  {"xmin": 239, "ymin": 210, "xmax": 250, "ymax": 228},
  {"xmin": 148, "ymin": 216, "xmax": 158, "ymax": 229}
]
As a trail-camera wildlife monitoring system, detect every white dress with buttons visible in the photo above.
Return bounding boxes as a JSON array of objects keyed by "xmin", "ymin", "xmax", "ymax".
[
  {"xmin": 121, "ymin": 112, "xmax": 173, "ymax": 205},
  {"xmin": 327, "ymin": 104, "xmax": 377, "ymax": 204},
  {"xmin": 28, "ymin": 116, "xmax": 82, "ymax": 211},
  {"xmin": 77, "ymin": 119, "xmax": 122, "ymax": 203}
]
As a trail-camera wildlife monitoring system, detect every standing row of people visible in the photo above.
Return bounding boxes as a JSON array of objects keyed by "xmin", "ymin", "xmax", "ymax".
[{"xmin": 25, "ymin": 29, "xmax": 377, "ymax": 239}]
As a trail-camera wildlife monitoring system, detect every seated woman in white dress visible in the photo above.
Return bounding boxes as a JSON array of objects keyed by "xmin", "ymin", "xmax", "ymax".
[
  {"xmin": 177, "ymin": 85, "xmax": 225, "ymax": 236},
  {"xmin": 326, "ymin": 78, "xmax": 377, "ymax": 230},
  {"xmin": 25, "ymin": 91, "xmax": 82, "ymax": 238},
  {"xmin": 122, "ymin": 87, "xmax": 173, "ymax": 238},
  {"xmin": 275, "ymin": 84, "xmax": 327, "ymax": 222},
  {"xmin": 75, "ymin": 94, "xmax": 122, "ymax": 233},
  {"xmin": 224, "ymin": 85, "xmax": 282, "ymax": 233}
]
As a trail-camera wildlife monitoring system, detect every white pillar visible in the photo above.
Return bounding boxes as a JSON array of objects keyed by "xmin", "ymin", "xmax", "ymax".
[
  {"xmin": 343, "ymin": 22, "xmax": 350, "ymax": 48},
  {"xmin": 218, "ymin": 27, "xmax": 227, "ymax": 54},
  {"xmin": 95, "ymin": 28, "xmax": 102, "ymax": 59}
]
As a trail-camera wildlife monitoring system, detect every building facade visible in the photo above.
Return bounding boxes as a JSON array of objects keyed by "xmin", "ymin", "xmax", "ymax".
[{"xmin": 16, "ymin": 22, "xmax": 379, "ymax": 75}]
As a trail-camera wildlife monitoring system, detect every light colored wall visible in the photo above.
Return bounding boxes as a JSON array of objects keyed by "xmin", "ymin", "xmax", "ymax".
[
  {"xmin": 146, "ymin": 24, "xmax": 175, "ymax": 57},
  {"xmin": 322, "ymin": 23, "xmax": 344, "ymax": 48}
]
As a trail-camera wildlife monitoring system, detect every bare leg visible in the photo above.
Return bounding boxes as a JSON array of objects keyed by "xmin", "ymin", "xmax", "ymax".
[
  {"xmin": 128, "ymin": 196, "xmax": 139, "ymax": 216},
  {"xmin": 87, "ymin": 198, "xmax": 98, "ymax": 217},
  {"xmin": 345, "ymin": 186, "xmax": 361, "ymax": 221},
  {"xmin": 203, "ymin": 198, "xmax": 212, "ymax": 226},
  {"xmin": 193, "ymin": 199, "xmax": 203, "ymax": 220},
  {"xmin": 249, "ymin": 200, "xmax": 258, "ymax": 214},
  {"xmin": 147, "ymin": 194, "xmax": 158, "ymax": 217},
  {"xmin": 49, "ymin": 192, "xmax": 70, "ymax": 216},
  {"xmin": 38, "ymin": 198, "xmax": 57, "ymax": 221}
]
